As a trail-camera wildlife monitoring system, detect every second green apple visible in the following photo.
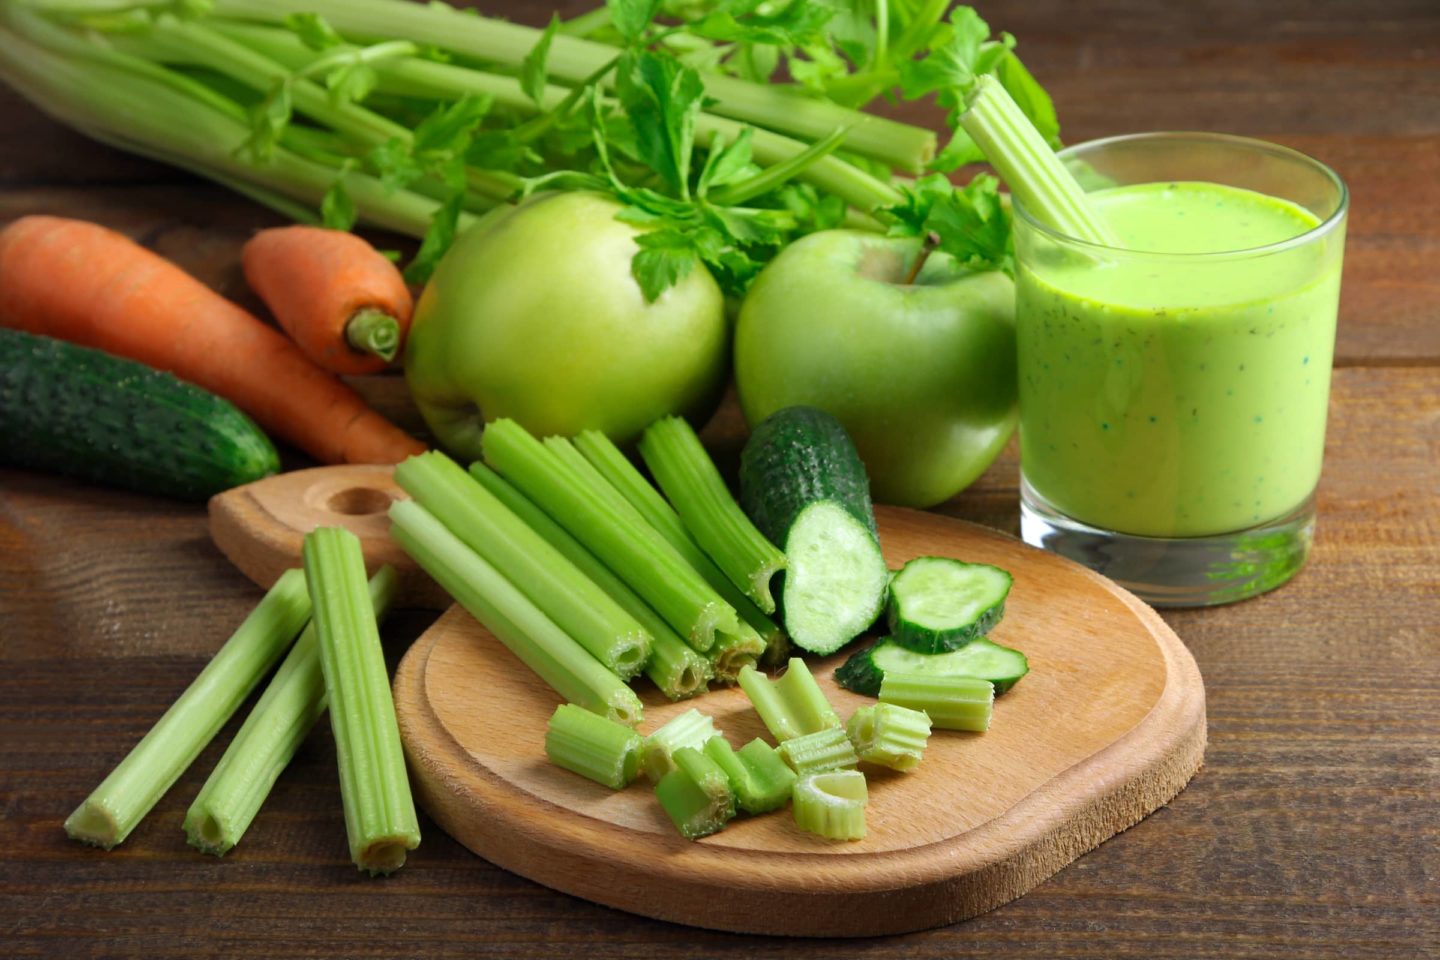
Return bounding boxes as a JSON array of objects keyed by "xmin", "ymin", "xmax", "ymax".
[{"xmin": 734, "ymin": 230, "xmax": 1017, "ymax": 509}]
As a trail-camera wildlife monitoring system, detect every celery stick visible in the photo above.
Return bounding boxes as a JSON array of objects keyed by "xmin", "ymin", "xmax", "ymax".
[
  {"xmin": 709, "ymin": 624, "xmax": 767, "ymax": 685},
  {"xmin": 960, "ymin": 75, "xmax": 1117, "ymax": 246},
  {"xmin": 302, "ymin": 528, "xmax": 419, "ymax": 875},
  {"xmin": 792, "ymin": 770, "xmax": 868, "ymax": 841},
  {"xmin": 737, "ymin": 660, "xmax": 841, "ymax": 743},
  {"xmin": 469, "ymin": 463, "xmax": 712, "ymax": 701},
  {"xmin": 642, "ymin": 709, "xmax": 720, "ymax": 783},
  {"xmin": 777, "ymin": 727, "xmax": 860, "ymax": 776},
  {"xmin": 482, "ymin": 419, "xmax": 738, "ymax": 652},
  {"xmin": 847, "ymin": 703, "xmax": 932, "ymax": 772},
  {"xmin": 574, "ymin": 429, "xmax": 786, "ymax": 652},
  {"xmin": 63, "ymin": 570, "xmax": 311, "ymax": 850},
  {"xmin": 396, "ymin": 451, "xmax": 651, "ymax": 680},
  {"xmin": 389, "ymin": 499, "xmax": 643, "ymax": 727},
  {"xmin": 638, "ymin": 417, "xmax": 786, "ymax": 614},
  {"xmin": 879, "ymin": 673, "xmax": 995, "ymax": 732},
  {"xmin": 655, "ymin": 746, "xmax": 736, "ymax": 840},
  {"xmin": 704, "ymin": 737, "xmax": 796, "ymax": 815},
  {"xmin": 545, "ymin": 704, "xmax": 643, "ymax": 790},
  {"xmin": 185, "ymin": 567, "xmax": 399, "ymax": 856}
]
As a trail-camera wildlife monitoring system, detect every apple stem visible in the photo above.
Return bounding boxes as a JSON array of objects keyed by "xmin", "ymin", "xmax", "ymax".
[{"xmin": 903, "ymin": 232, "xmax": 940, "ymax": 285}]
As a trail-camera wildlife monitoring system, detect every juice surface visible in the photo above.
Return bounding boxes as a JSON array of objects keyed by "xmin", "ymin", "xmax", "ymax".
[{"xmin": 1017, "ymin": 181, "xmax": 1342, "ymax": 538}]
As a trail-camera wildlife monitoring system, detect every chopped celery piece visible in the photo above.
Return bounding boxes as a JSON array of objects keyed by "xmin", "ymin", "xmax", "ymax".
[
  {"xmin": 777, "ymin": 727, "xmax": 859, "ymax": 776},
  {"xmin": 395, "ymin": 451, "xmax": 651, "ymax": 680},
  {"xmin": 545, "ymin": 704, "xmax": 643, "ymax": 790},
  {"xmin": 737, "ymin": 659, "xmax": 841, "ymax": 742},
  {"xmin": 637, "ymin": 417, "xmax": 786, "ymax": 614},
  {"xmin": 390, "ymin": 499, "xmax": 643, "ymax": 727},
  {"xmin": 469, "ymin": 463, "xmax": 712, "ymax": 701},
  {"xmin": 960, "ymin": 75, "xmax": 1117, "ymax": 246},
  {"xmin": 574, "ymin": 429, "xmax": 786, "ymax": 652},
  {"xmin": 709, "ymin": 623, "xmax": 767, "ymax": 685},
  {"xmin": 642, "ymin": 708, "xmax": 719, "ymax": 783},
  {"xmin": 303, "ymin": 528, "xmax": 419, "ymax": 875},
  {"xmin": 879, "ymin": 673, "xmax": 995, "ymax": 732},
  {"xmin": 64, "ymin": 569, "xmax": 311, "ymax": 850},
  {"xmin": 704, "ymin": 737, "xmax": 796, "ymax": 815},
  {"xmin": 655, "ymin": 746, "xmax": 736, "ymax": 840},
  {"xmin": 185, "ymin": 567, "xmax": 399, "ymax": 856},
  {"xmin": 793, "ymin": 770, "xmax": 868, "ymax": 841},
  {"xmin": 482, "ymin": 419, "xmax": 737, "ymax": 652},
  {"xmin": 847, "ymin": 703, "xmax": 932, "ymax": 772}
]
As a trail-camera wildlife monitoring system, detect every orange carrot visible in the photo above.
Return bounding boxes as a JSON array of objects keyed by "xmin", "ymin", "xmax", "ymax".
[
  {"xmin": 242, "ymin": 226, "xmax": 414, "ymax": 376},
  {"xmin": 0, "ymin": 216, "xmax": 425, "ymax": 466}
]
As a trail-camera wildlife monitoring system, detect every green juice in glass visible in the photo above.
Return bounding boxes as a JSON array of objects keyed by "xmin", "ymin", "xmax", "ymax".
[{"xmin": 1016, "ymin": 180, "xmax": 1344, "ymax": 539}]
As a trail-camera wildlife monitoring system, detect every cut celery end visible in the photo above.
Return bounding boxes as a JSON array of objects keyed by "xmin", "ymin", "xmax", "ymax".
[
  {"xmin": 737, "ymin": 659, "xmax": 841, "ymax": 742},
  {"xmin": 708, "ymin": 623, "xmax": 767, "ymax": 685},
  {"xmin": 879, "ymin": 673, "xmax": 995, "ymax": 732},
  {"xmin": 390, "ymin": 499, "xmax": 644, "ymax": 728},
  {"xmin": 64, "ymin": 568, "xmax": 312, "ymax": 850},
  {"xmin": 655, "ymin": 746, "xmax": 736, "ymax": 840},
  {"xmin": 395, "ymin": 451, "xmax": 651, "ymax": 681},
  {"xmin": 637, "ymin": 416, "xmax": 787, "ymax": 615},
  {"xmin": 546, "ymin": 704, "xmax": 643, "ymax": 790},
  {"xmin": 303, "ymin": 528, "xmax": 420, "ymax": 875},
  {"xmin": 847, "ymin": 703, "xmax": 932, "ymax": 772},
  {"xmin": 185, "ymin": 567, "xmax": 399, "ymax": 857},
  {"xmin": 777, "ymin": 726, "xmax": 860, "ymax": 776},
  {"xmin": 703, "ymin": 736, "xmax": 796, "ymax": 815},
  {"xmin": 642, "ymin": 708, "xmax": 720, "ymax": 783},
  {"xmin": 793, "ymin": 770, "xmax": 868, "ymax": 841},
  {"xmin": 468, "ymin": 463, "xmax": 712, "ymax": 702}
]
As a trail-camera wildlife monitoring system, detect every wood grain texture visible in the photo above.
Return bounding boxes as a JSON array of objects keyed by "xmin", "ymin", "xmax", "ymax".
[
  {"xmin": 2, "ymin": 0, "xmax": 1438, "ymax": 956},
  {"xmin": 395, "ymin": 508, "xmax": 1205, "ymax": 936}
]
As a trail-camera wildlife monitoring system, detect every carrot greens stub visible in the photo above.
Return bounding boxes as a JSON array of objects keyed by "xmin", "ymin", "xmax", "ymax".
[
  {"xmin": 302, "ymin": 527, "xmax": 419, "ymax": 875},
  {"xmin": 63, "ymin": 567, "xmax": 311, "ymax": 850}
]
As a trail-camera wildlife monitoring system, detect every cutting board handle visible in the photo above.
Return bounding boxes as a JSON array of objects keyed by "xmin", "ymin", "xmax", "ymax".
[{"xmin": 208, "ymin": 464, "xmax": 447, "ymax": 609}]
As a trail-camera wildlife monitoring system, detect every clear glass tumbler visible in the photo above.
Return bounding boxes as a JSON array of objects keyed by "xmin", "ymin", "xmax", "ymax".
[{"xmin": 1014, "ymin": 132, "xmax": 1349, "ymax": 606}]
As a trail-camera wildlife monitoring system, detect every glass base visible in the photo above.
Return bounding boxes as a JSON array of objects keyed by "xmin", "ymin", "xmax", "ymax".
[{"xmin": 1020, "ymin": 477, "xmax": 1315, "ymax": 608}]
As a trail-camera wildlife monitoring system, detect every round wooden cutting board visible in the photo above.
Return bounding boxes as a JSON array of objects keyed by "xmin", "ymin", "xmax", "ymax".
[{"xmin": 393, "ymin": 506, "xmax": 1207, "ymax": 937}]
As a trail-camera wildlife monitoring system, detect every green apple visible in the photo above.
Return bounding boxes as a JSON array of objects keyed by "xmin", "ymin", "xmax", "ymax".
[
  {"xmin": 734, "ymin": 230, "xmax": 1016, "ymax": 508},
  {"xmin": 405, "ymin": 191, "xmax": 728, "ymax": 459}
]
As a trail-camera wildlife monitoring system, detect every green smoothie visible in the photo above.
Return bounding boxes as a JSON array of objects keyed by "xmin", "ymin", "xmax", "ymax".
[{"xmin": 1016, "ymin": 180, "xmax": 1344, "ymax": 538}]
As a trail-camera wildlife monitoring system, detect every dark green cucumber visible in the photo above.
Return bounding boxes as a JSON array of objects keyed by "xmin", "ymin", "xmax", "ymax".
[
  {"xmin": 836, "ymin": 636, "xmax": 1029, "ymax": 697},
  {"xmin": 887, "ymin": 556, "xmax": 1012, "ymax": 652},
  {"xmin": 739, "ymin": 407, "xmax": 887, "ymax": 655},
  {"xmin": 0, "ymin": 329, "xmax": 279, "ymax": 500}
]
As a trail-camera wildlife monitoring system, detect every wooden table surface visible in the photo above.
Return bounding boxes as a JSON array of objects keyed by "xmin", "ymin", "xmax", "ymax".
[{"xmin": 2, "ymin": 1, "xmax": 1437, "ymax": 957}]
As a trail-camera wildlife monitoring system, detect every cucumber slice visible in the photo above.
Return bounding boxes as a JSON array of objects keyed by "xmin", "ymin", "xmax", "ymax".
[
  {"xmin": 835, "ymin": 636, "xmax": 1029, "ymax": 697},
  {"xmin": 886, "ymin": 557, "xmax": 1012, "ymax": 652}
]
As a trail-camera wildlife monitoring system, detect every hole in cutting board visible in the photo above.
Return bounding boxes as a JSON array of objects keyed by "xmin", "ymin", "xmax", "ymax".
[{"xmin": 326, "ymin": 486, "xmax": 394, "ymax": 516}]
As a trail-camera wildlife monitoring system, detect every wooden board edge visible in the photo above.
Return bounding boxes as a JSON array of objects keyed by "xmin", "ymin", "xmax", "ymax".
[{"xmin": 393, "ymin": 586, "xmax": 1207, "ymax": 937}]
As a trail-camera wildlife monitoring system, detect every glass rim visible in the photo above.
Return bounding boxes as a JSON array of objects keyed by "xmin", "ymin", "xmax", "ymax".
[{"xmin": 1012, "ymin": 131, "xmax": 1350, "ymax": 259}]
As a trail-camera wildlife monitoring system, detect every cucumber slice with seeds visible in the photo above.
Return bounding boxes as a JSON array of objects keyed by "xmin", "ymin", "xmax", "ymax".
[
  {"xmin": 835, "ymin": 636, "xmax": 1029, "ymax": 697},
  {"xmin": 887, "ymin": 557, "xmax": 1012, "ymax": 652}
]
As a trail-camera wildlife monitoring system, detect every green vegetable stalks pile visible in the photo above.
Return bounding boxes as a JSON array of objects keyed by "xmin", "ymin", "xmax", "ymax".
[{"xmin": 0, "ymin": 0, "xmax": 1058, "ymax": 291}]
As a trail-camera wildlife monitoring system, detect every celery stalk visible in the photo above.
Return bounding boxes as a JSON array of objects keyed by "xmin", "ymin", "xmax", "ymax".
[
  {"xmin": 642, "ymin": 709, "xmax": 719, "ymax": 784},
  {"xmin": 777, "ymin": 727, "xmax": 860, "ymax": 776},
  {"xmin": 468, "ymin": 463, "xmax": 712, "ymax": 701},
  {"xmin": 481, "ymin": 419, "xmax": 738, "ymax": 652},
  {"xmin": 708, "ymin": 624, "xmax": 767, "ymax": 685},
  {"xmin": 302, "ymin": 528, "xmax": 419, "ymax": 875},
  {"xmin": 545, "ymin": 704, "xmax": 643, "ymax": 790},
  {"xmin": 879, "ymin": 673, "xmax": 995, "ymax": 732},
  {"xmin": 655, "ymin": 746, "xmax": 736, "ymax": 840},
  {"xmin": 960, "ymin": 75, "xmax": 1117, "ymax": 245},
  {"xmin": 703, "ymin": 737, "xmax": 796, "ymax": 815},
  {"xmin": 637, "ymin": 417, "xmax": 786, "ymax": 614},
  {"xmin": 389, "ymin": 499, "xmax": 644, "ymax": 728},
  {"xmin": 737, "ymin": 660, "xmax": 841, "ymax": 743},
  {"xmin": 847, "ymin": 703, "xmax": 932, "ymax": 772},
  {"xmin": 184, "ymin": 567, "xmax": 399, "ymax": 856},
  {"xmin": 63, "ymin": 570, "xmax": 312, "ymax": 850},
  {"xmin": 573, "ymin": 430, "xmax": 786, "ymax": 655},
  {"xmin": 395, "ymin": 451, "xmax": 651, "ymax": 680},
  {"xmin": 792, "ymin": 770, "xmax": 868, "ymax": 841}
]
